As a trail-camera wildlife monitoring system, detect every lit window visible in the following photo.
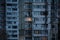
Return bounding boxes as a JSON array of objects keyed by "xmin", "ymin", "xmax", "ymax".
[
  {"xmin": 12, "ymin": 35, "xmax": 17, "ymax": 37},
  {"xmin": 25, "ymin": 17, "xmax": 32, "ymax": 21}
]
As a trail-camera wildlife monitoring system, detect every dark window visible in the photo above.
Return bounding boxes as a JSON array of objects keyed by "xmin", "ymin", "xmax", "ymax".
[
  {"xmin": 12, "ymin": 35, "xmax": 17, "ymax": 37},
  {"xmin": 34, "ymin": 37, "xmax": 40, "ymax": 40},
  {"xmin": 7, "ymin": 12, "xmax": 12, "ymax": 15},
  {"xmin": 8, "ymin": 26, "xmax": 11, "ymax": 28},
  {"xmin": 12, "ymin": 30, "xmax": 17, "ymax": 33},
  {"xmin": 8, "ymin": 39, "xmax": 18, "ymax": 40},
  {"xmin": 7, "ymin": 21, "xmax": 12, "ymax": 24},
  {"xmin": 25, "ymin": 37, "xmax": 32, "ymax": 40},
  {"xmin": 14, "ymin": 21, "xmax": 16, "ymax": 24},
  {"xmin": 12, "ymin": 8, "xmax": 17, "ymax": 11},
  {"xmin": 12, "ymin": 26, "xmax": 17, "ymax": 28},
  {"xmin": 12, "ymin": 0, "xmax": 17, "ymax": 2},
  {"xmin": 7, "ymin": 4, "xmax": 12, "ymax": 6},
  {"xmin": 7, "ymin": 17, "xmax": 11, "ymax": 19}
]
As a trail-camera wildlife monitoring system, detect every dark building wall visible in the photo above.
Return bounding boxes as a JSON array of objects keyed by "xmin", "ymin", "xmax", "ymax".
[
  {"xmin": 58, "ymin": 0, "xmax": 60, "ymax": 40},
  {"xmin": 0, "ymin": 0, "xmax": 6, "ymax": 40}
]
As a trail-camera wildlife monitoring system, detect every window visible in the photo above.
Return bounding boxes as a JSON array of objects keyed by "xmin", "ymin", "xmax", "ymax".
[
  {"xmin": 41, "ymin": 0, "xmax": 46, "ymax": 2},
  {"xmin": 7, "ymin": 4, "xmax": 12, "ymax": 6},
  {"xmin": 7, "ymin": 17, "xmax": 11, "ymax": 19},
  {"xmin": 12, "ymin": 35, "xmax": 17, "ymax": 37},
  {"xmin": 12, "ymin": 30, "xmax": 17, "ymax": 33},
  {"xmin": 14, "ymin": 21, "xmax": 16, "ymax": 24},
  {"xmin": 12, "ymin": 17, "xmax": 17, "ymax": 19},
  {"xmin": 12, "ymin": 4, "xmax": 17, "ymax": 7},
  {"xmin": 34, "ymin": 0, "xmax": 46, "ymax": 2},
  {"xmin": 25, "ymin": 30, "xmax": 32, "ymax": 35},
  {"xmin": 7, "ymin": 0, "xmax": 11, "ymax": 2},
  {"xmin": 40, "ymin": 11, "xmax": 48, "ymax": 15},
  {"xmin": 42, "ymin": 17, "xmax": 46, "ymax": 21},
  {"xmin": 34, "ymin": 17, "xmax": 39, "ymax": 22},
  {"xmin": 33, "ymin": 11, "xmax": 40, "ymax": 16},
  {"xmin": 7, "ymin": 12, "xmax": 12, "ymax": 15},
  {"xmin": 33, "ymin": 5, "xmax": 41, "ymax": 8},
  {"xmin": 8, "ymin": 35, "xmax": 12, "ymax": 37},
  {"xmin": 8, "ymin": 30, "xmax": 11, "ymax": 33},
  {"xmin": 34, "ymin": 30, "xmax": 48, "ymax": 34},
  {"xmin": 34, "ymin": 30, "xmax": 40, "ymax": 34},
  {"xmin": 12, "ymin": 8, "xmax": 17, "ymax": 11},
  {"xmin": 8, "ymin": 39, "xmax": 18, "ymax": 40},
  {"xmin": 25, "ymin": 0, "xmax": 32, "ymax": 2},
  {"xmin": 34, "ymin": 37, "xmax": 40, "ymax": 40},
  {"xmin": 34, "ymin": 0, "xmax": 40, "ymax": 2},
  {"xmin": 33, "ymin": 5, "xmax": 46, "ymax": 9},
  {"xmin": 25, "ymin": 37, "xmax": 32, "ymax": 40},
  {"xmin": 41, "ymin": 30, "xmax": 48, "ymax": 34},
  {"xmin": 24, "ymin": 4, "xmax": 32, "ymax": 9},
  {"xmin": 7, "ymin": 21, "xmax": 12, "ymax": 24},
  {"xmin": 12, "ymin": 26, "xmax": 17, "ymax": 28},
  {"xmin": 12, "ymin": 0, "xmax": 17, "ymax": 2},
  {"xmin": 12, "ymin": 12, "xmax": 16, "ymax": 14},
  {"xmin": 24, "ymin": 12, "xmax": 32, "ymax": 17},
  {"xmin": 7, "ymin": 8, "xmax": 11, "ymax": 11},
  {"xmin": 7, "ymin": 4, "xmax": 17, "ymax": 7},
  {"xmin": 8, "ymin": 26, "xmax": 11, "ymax": 28},
  {"xmin": 41, "ymin": 24, "xmax": 48, "ymax": 29}
]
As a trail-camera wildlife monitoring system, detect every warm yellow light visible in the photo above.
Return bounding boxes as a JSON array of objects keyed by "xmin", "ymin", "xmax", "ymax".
[{"xmin": 25, "ymin": 17, "xmax": 32, "ymax": 21}]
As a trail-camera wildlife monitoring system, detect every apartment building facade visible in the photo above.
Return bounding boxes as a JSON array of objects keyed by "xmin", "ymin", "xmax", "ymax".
[
  {"xmin": 5, "ymin": 0, "xmax": 58, "ymax": 40},
  {"xmin": 6, "ymin": 0, "xmax": 19, "ymax": 40},
  {"xmin": 19, "ymin": 0, "xmax": 58, "ymax": 40}
]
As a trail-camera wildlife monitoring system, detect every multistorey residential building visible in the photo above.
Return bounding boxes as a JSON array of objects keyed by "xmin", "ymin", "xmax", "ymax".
[
  {"xmin": 6, "ymin": 0, "xmax": 19, "ymax": 40},
  {"xmin": 19, "ymin": 0, "xmax": 58, "ymax": 40},
  {"xmin": 5, "ymin": 0, "xmax": 58, "ymax": 40}
]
